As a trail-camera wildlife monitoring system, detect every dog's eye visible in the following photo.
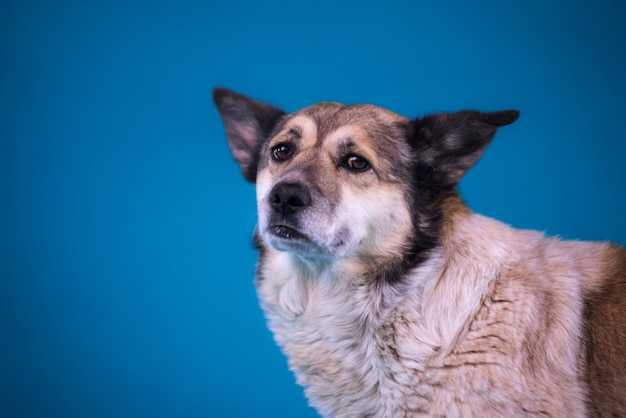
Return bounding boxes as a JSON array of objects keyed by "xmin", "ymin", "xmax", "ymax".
[
  {"xmin": 271, "ymin": 144, "xmax": 293, "ymax": 162},
  {"xmin": 344, "ymin": 155, "xmax": 370, "ymax": 172}
]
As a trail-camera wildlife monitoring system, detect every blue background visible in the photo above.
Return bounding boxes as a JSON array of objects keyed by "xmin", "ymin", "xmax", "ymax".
[{"xmin": 1, "ymin": 1, "xmax": 625, "ymax": 417}]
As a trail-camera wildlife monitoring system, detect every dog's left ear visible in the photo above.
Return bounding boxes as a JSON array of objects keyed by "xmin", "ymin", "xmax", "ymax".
[
  {"xmin": 411, "ymin": 110, "xmax": 519, "ymax": 187},
  {"xmin": 213, "ymin": 87, "xmax": 285, "ymax": 183}
]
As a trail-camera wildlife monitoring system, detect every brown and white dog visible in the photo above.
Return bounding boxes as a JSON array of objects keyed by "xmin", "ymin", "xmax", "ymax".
[{"xmin": 213, "ymin": 87, "xmax": 626, "ymax": 417}]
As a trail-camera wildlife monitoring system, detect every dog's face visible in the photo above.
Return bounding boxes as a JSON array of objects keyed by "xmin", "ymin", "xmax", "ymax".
[
  {"xmin": 214, "ymin": 88, "xmax": 518, "ymax": 265},
  {"xmin": 255, "ymin": 103, "xmax": 416, "ymax": 260}
]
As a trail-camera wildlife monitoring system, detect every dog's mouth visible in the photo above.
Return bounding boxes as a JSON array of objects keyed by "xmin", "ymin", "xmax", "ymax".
[
  {"xmin": 268, "ymin": 225, "xmax": 308, "ymax": 241},
  {"xmin": 264, "ymin": 223, "xmax": 350, "ymax": 257}
]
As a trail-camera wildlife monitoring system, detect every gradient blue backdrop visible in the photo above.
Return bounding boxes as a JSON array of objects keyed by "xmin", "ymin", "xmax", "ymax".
[{"xmin": 1, "ymin": 1, "xmax": 625, "ymax": 417}]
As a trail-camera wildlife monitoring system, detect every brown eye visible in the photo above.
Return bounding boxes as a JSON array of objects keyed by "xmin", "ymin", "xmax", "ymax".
[
  {"xmin": 271, "ymin": 143, "xmax": 293, "ymax": 162},
  {"xmin": 345, "ymin": 155, "xmax": 370, "ymax": 172}
]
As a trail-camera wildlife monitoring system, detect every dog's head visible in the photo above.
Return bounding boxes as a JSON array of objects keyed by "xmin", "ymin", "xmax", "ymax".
[{"xmin": 214, "ymin": 88, "xmax": 518, "ymax": 268}]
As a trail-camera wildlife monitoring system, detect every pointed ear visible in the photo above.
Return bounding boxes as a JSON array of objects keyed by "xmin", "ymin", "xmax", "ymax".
[
  {"xmin": 213, "ymin": 87, "xmax": 285, "ymax": 183},
  {"xmin": 411, "ymin": 110, "xmax": 519, "ymax": 186}
]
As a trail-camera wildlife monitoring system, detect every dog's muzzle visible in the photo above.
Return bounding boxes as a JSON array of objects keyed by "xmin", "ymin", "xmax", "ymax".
[
  {"xmin": 262, "ymin": 181, "xmax": 314, "ymax": 248},
  {"xmin": 261, "ymin": 180, "xmax": 351, "ymax": 256}
]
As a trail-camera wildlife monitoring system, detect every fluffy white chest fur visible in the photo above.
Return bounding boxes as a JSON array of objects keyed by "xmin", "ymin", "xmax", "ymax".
[{"xmin": 257, "ymin": 209, "xmax": 597, "ymax": 417}]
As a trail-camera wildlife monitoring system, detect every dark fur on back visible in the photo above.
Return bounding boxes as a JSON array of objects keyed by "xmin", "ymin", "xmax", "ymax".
[{"xmin": 583, "ymin": 245, "xmax": 626, "ymax": 416}]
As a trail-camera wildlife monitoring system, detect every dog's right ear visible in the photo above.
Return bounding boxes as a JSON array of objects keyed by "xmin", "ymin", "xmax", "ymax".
[{"xmin": 213, "ymin": 88, "xmax": 285, "ymax": 183}]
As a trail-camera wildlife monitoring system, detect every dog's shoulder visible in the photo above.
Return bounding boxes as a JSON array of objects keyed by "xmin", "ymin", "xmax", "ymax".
[
  {"xmin": 438, "ymin": 210, "xmax": 626, "ymax": 414},
  {"xmin": 491, "ymin": 229, "xmax": 626, "ymax": 416}
]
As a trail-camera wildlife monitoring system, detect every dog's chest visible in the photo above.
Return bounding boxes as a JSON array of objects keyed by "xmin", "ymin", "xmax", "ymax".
[{"xmin": 256, "ymin": 258, "xmax": 584, "ymax": 417}]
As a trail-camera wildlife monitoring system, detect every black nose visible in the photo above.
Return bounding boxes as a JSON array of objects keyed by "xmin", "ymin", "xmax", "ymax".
[{"xmin": 269, "ymin": 182, "xmax": 311, "ymax": 215}]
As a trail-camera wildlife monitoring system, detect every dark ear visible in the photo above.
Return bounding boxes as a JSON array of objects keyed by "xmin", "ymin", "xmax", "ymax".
[
  {"xmin": 213, "ymin": 87, "xmax": 285, "ymax": 183},
  {"xmin": 411, "ymin": 110, "xmax": 519, "ymax": 187}
]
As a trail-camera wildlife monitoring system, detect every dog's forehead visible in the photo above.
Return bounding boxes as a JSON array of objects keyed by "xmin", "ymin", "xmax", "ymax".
[
  {"xmin": 303, "ymin": 102, "xmax": 406, "ymax": 138},
  {"xmin": 275, "ymin": 102, "xmax": 409, "ymax": 147}
]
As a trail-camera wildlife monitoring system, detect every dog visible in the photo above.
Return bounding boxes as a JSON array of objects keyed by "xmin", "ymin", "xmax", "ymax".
[{"xmin": 213, "ymin": 87, "xmax": 626, "ymax": 417}]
